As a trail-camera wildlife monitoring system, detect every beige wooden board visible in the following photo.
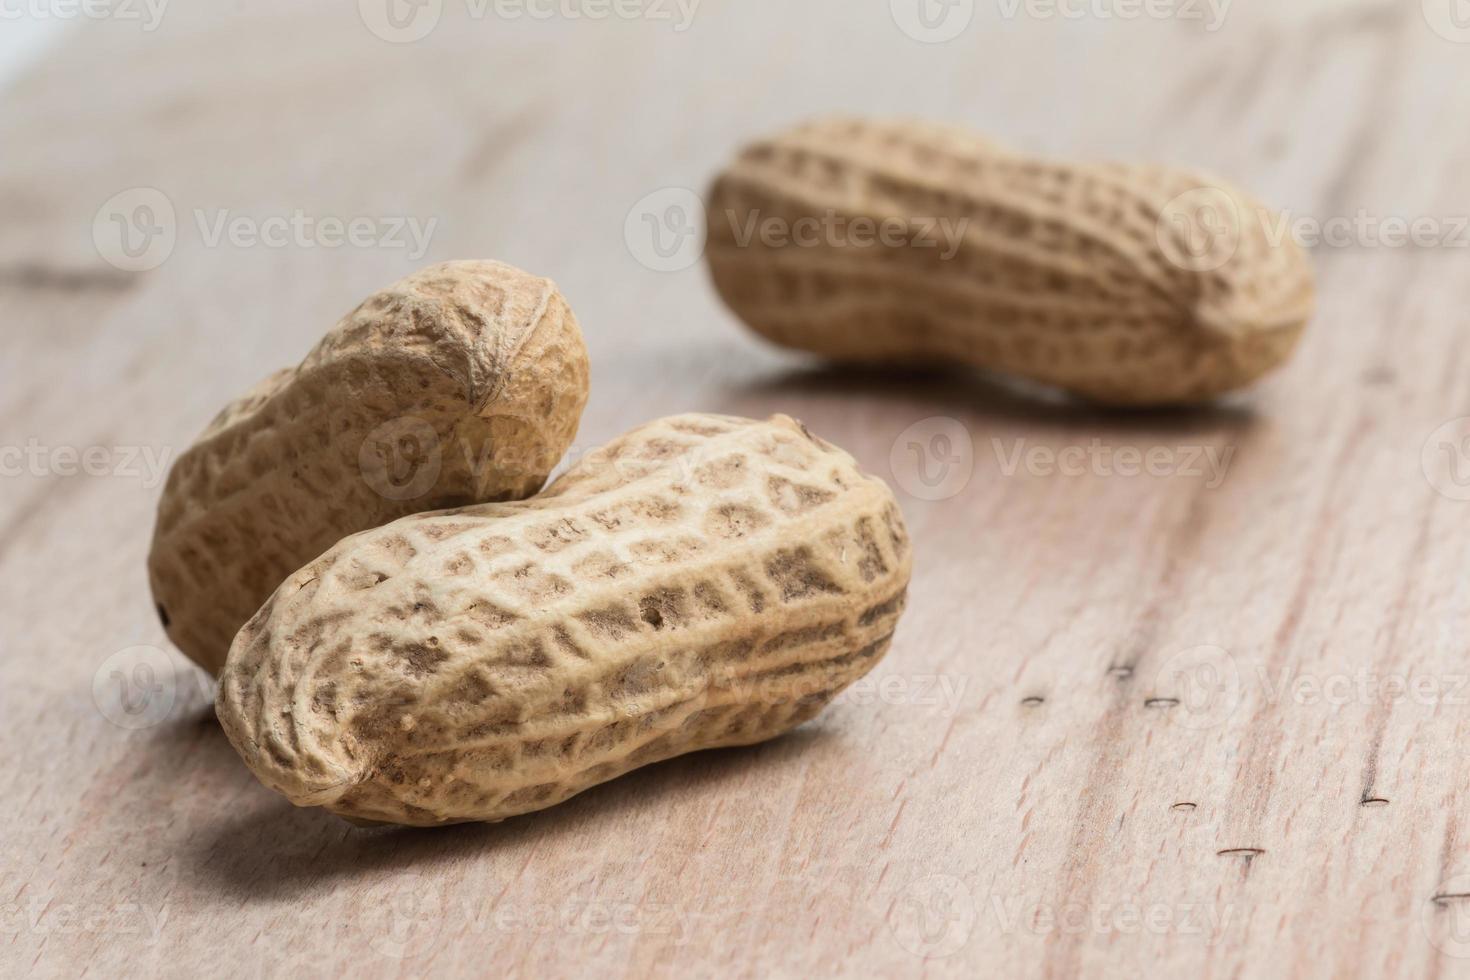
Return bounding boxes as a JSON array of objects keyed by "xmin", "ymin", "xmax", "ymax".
[{"xmin": 4, "ymin": 1, "xmax": 1470, "ymax": 976}]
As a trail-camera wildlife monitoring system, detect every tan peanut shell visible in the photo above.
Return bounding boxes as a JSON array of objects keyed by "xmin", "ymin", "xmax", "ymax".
[
  {"xmin": 706, "ymin": 117, "xmax": 1316, "ymax": 405},
  {"xmin": 216, "ymin": 414, "xmax": 911, "ymax": 827},
  {"xmin": 149, "ymin": 260, "xmax": 590, "ymax": 675}
]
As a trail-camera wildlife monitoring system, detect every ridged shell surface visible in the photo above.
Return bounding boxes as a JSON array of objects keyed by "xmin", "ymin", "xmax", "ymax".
[
  {"xmin": 707, "ymin": 117, "xmax": 1315, "ymax": 404},
  {"xmin": 217, "ymin": 414, "xmax": 912, "ymax": 827},
  {"xmin": 148, "ymin": 260, "xmax": 590, "ymax": 674}
]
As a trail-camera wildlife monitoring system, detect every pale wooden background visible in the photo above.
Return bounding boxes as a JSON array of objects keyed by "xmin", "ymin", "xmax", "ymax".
[{"xmin": 5, "ymin": 1, "xmax": 1470, "ymax": 976}]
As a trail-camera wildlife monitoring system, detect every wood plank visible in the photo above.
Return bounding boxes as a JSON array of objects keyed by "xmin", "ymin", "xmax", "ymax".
[{"xmin": 4, "ymin": 1, "xmax": 1470, "ymax": 976}]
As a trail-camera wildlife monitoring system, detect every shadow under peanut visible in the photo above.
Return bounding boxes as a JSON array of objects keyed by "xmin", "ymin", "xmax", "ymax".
[
  {"xmin": 719, "ymin": 363, "xmax": 1261, "ymax": 438},
  {"xmin": 180, "ymin": 724, "xmax": 837, "ymax": 903}
]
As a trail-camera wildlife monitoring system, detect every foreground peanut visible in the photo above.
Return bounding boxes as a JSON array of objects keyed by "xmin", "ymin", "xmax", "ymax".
[
  {"xmin": 217, "ymin": 414, "xmax": 911, "ymax": 827},
  {"xmin": 706, "ymin": 117, "xmax": 1316, "ymax": 405},
  {"xmin": 149, "ymin": 260, "xmax": 590, "ymax": 675}
]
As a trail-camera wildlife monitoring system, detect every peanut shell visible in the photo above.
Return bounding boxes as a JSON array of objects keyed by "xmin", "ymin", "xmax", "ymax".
[
  {"xmin": 149, "ymin": 260, "xmax": 589, "ymax": 674},
  {"xmin": 216, "ymin": 414, "xmax": 911, "ymax": 827},
  {"xmin": 706, "ymin": 116, "xmax": 1315, "ymax": 404}
]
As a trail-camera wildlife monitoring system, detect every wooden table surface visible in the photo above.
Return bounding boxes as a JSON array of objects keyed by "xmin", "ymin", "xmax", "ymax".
[{"xmin": 5, "ymin": 1, "xmax": 1470, "ymax": 976}]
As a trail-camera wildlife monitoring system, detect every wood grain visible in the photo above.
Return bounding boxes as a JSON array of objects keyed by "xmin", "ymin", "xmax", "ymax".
[{"xmin": 4, "ymin": 1, "xmax": 1470, "ymax": 976}]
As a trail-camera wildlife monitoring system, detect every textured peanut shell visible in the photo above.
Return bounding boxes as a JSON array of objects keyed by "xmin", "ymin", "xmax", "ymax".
[
  {"xmin": 217, "ymin": 414, "xmax": 911, "ymax": 827},
  {"xmin": 706, "ymin": 117, "xmax": 1316, "ymax": 405},
  {"xmin": 149, "ymin": 261, "xmax": 590, "ymax": 675}
]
